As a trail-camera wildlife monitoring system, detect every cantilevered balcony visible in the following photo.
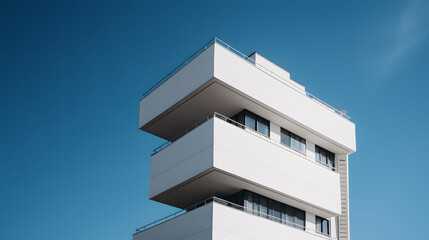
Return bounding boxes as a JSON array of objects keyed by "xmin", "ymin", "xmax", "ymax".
[
  {"xmin": 133, "ymin": 197, "xmax": 332, "ymax": 240},
  {"xmin": 139, "ymin": 38, "xmax": 356, "ymax": 154},
  {"xmin": 149, "ymin": 113, "xmax": 341, "ymax": 218}
]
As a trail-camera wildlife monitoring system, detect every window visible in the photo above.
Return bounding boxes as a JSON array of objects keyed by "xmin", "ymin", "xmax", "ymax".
[
  {"xmin": 294, "ymin": 208, "xmax": 305, "ymax": 230},
  {"xmin": 229, "ymin": 190, "xmax": 306, "ymax": 230},
  {"xmin": 315, "ymin": 145, "xmax": 335, "ymax": 170},
  {"xmin": 245, "ymin": 114, "xmax": 256, "ymax": 131},
  {"xmin": 244, "ymin": 191, "xmax": 253, "ymax": 214},
  {"xmin": 272, "ymin": 201, "xmax": 281, "ymax": 222},
  {"xmin": 232, "ymin": 110, "xmax": 270, "ymax": 137},
  {"xmin": 260, "ymin": 197, "xmax": 268, "ymax": 217},
  {"xmin": 257, "ymin": 118, "xmax": 269, "ymax": 136},
  {"xmin": 281, "ymin": 128, "xmax": 306, "ymax": 154},
  {"xmin": 284, "ymin": 205, "xmax": 295, "ymax": 227},
  {"xmin": 316, "ymin": 216, "xmax": 330, "ymax": 235}
]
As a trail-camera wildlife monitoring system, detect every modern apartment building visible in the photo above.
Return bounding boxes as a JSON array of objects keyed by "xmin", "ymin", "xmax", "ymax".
[{"xmin": 134, "ymin": 38, "xmax": 356, "ymax": 240}]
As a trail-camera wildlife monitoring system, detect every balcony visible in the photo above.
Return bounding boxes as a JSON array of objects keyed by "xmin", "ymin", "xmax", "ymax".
[
  {"xmin": 139, "ymin": 38, "xmax": 356, "ymax": 154},
  {"xmin": 149, "ymin": 113, "xmax": 341, "ymax": 217},
  {"xmin": 133, "ymin": 197, "xmax": 332, "ymax": 240}
]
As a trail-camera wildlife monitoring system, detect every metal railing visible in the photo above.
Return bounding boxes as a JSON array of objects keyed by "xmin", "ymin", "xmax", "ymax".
[
  {"xmin": 140, "ymin": 37, "xmax": 351, "ymax": 121},
  {"xmin": 141, "ymin": 38, "xmax": 216, "ymax": 99},
  {"xmin": 151, "ymin": 114, "xmax": 215, "ymax": 155},
  {"xmin": 151, "ymin": 112, "xmax": 283, "ymax": 155},
  {"xmin": 135, "ymin": 196, "xmax": 331, "ymax": 239},
  {"xmin": 151, "ymin": 112, "xmax": 336, "ymax": 172},
  {"xmin": 134, "ymin": 197, "xmax": 217, "ymax": 234}
]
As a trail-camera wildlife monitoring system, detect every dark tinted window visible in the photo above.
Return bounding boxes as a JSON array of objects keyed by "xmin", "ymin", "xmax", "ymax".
[
  {"xmin": 245, "ymin": 114, "xmax": 256, "ymax": 130},
  {"xmin": 260, "ymin": 197, "xmax": 268, "ymax": 216},
  {"xmin": 294, "ymin": 209, "xmax": 305, "ymax": 230},
  {"xmin": 273, "ymin": 201, "xmax": 281, "ymax": 222},
  {"xmin": 257, "ymin": 118, "xmax": 269, "ymax": 136},
  {"xmin": 233, "ymin": 110, "xmax": 270, "ymax": 137},
  {"xmin": 281, "ymin": 128, "xmax": 306, "ymax": 154},
  {"xmin": 281, "ymin": 130, "xmax": 291, "ymax": 146},
  {"xmin": 241, "ymin": 190, "xmax": 305, "ymax": 230},
  {"xmin": 316, "ymin": 216, "xmax": 330, "ymax": 235},
  {"xmin": 315, "ymin": 145, "xmax": 335, "ymax": 170},
  {"xmin": 284, "ymin": 205, "xmax": 295, "ymax": 226}
]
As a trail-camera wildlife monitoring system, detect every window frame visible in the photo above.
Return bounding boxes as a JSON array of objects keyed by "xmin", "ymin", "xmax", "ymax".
[
  {"xmin": 315, "ymin": 216, "xmax": 330, "ymax": 236},
  {"xmin": 241, "ymin": 190, "xmax": 306, "ymax": 230},
  {"xmin": 315, "ymin": 145, "xmax": 335, "ymax": 170},
  {"xmin": 280, "ymin": 128, "xmax": 306, "ymax": 154},
  {"xmin": 232, "ymin": 110, "xmax": 270, "ymax": 137}
]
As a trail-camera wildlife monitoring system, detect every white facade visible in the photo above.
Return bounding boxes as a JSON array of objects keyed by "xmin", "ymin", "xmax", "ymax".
[
  {"xmin": 136, "ymin": 38, "xmax": 356, "ymax": 240},
  {"xmin": 134, "ymin": 202, "xmax": 335, "ymax": 240}
]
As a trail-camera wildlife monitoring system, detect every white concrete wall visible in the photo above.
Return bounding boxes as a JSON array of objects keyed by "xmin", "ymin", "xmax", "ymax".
[
  {"xmin": 248, "ymin": 52, "xmax": 291, "ymax": 80},
  {"xmin": 212, "ymin": 202, "xmax": 329, "ymax": 240},
  {"xmin": 149, "ymin": 119, "xmax": 214, "ymax": 198},
  {"xmin": 139, "ymin": 42, "xmax": 355, "ymax": 152},
  {"xmin": 248, "ymin": 52, "xmax": 306, "ymax": 93},
  {"xmin": 214, "ymin": 43, "xmax": 356, "ymax": 152},
  {"xmin": 133, "ymin": 202, "xmax": 333, "ymax": 240},
  {"xmin": 270, "ymin": 122, "xmax": 281, "ymax": 142},
  {"xmin": 306, "ymin": 141, "xmax": 316, "ymax": 161},
  {"xmin": 306, "ymin": 212, "xmax": 317, "ymax": 234},
  {"xmin": 139, "ymin": 44, "xmax": 215, "ymax": 128},
  {"xmin": 213, "ymin": 118, "xmax": 341, "ymax": 215},
  {"xmin": 133, "ymin": 203, "xmax": 213, "ymax": 240},
  {"xmin": 330, "ymin": 216, "xmax": 338, "ymax": 240},
  {"xmin": 149, "ymin": 117, "xmax": 341, "ymax": 215}
]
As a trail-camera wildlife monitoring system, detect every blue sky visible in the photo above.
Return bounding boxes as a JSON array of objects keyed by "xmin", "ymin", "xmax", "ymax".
[{"xmin": 1, "ymin": 1, "xmax": 429, "ymax": 239}]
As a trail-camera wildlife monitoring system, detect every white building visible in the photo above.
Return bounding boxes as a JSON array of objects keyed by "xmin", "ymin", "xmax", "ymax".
[{"xmin": 135, "ymin": 38, "xmax": 356, "ymax": 240}]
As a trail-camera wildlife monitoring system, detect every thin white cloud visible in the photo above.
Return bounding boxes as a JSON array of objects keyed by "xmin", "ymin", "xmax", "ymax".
[{"xmin": 374, "ymin": 0, "xmax": 429, "ymax": 81}]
